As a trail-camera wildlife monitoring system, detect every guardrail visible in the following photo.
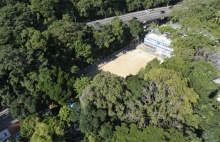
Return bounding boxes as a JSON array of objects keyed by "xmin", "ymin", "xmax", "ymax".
[{"xmin": 80, "ymin": 43, "xmax": 139, "ymax": 75}]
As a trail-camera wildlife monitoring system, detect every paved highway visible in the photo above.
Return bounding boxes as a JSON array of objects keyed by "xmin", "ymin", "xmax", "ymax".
[{"xmin": 87, "ymin": 6, "xmax": 174, "ymax": 26}]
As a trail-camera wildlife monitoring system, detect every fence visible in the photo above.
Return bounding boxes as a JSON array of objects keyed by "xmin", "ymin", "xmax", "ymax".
[{"xmin": 79, "ymin": 43, "xmax": 139, "ymax": 75}]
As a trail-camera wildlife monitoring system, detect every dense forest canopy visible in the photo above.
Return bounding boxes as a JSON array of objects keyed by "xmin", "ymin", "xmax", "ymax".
[{"xmin": 0, "ymin": 0, "xmax": 220, "ymax": 141}]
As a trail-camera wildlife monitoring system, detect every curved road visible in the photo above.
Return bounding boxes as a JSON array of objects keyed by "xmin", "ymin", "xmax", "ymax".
[{"xmin": 87, "ymin": 6, "xmax": 175, "ymax": 26}]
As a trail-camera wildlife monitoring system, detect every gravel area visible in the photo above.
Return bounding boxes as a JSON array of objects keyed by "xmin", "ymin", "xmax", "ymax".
[{"xmin": 88, "ymin": 44, "xmax": 163, "ymax": 78}]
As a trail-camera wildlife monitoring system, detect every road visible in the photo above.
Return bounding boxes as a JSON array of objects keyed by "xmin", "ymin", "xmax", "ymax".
[{"xmin": 87, "ymin": 6, "xmax": 174, "ymax": 26}]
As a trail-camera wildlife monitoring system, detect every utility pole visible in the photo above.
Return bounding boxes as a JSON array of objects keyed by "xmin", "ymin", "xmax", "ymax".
[
  {"xmin": 167, "ymin": 0, "xmax": 170, "ymax": 6},
  {"xmin": 72, "ymin": 14, "xmax": 77, "ymax": 26},
  {"xmin": 137, "ymin": 4, "xmax": 141, "ymax": 11},
  {"xmin": 103, "ymin": 10, "xmax": 106, "ymax": 18}
]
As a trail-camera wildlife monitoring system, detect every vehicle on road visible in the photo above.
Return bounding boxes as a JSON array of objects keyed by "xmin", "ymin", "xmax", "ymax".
[{"xmin": 145, "ymin": 9, "xmax": 152, "ymax": 14}]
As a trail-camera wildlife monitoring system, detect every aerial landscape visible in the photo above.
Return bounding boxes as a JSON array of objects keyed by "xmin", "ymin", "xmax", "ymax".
[{"xmin": 0, "ymin": 0, "xmax": 220, "ymax": 141}]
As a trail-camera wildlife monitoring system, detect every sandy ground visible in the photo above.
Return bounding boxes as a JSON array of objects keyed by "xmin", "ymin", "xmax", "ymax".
[{"xmin": 88, "ymin": 44, "xmax": 162, "ymax": 78}]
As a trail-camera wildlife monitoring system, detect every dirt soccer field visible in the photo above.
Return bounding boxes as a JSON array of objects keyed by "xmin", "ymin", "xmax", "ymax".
[{"xmin": 88, "ymin": 44, "xmax": 162, "ymax": 78}]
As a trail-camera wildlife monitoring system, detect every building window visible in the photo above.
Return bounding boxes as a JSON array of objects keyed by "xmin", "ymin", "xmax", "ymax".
[{"xmin": 4, "ymin": 133, "xmax": 7, "ymax": 136}]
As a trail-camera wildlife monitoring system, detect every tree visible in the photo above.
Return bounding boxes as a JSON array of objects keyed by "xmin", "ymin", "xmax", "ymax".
[
  {"xmin": 20, "ymin": 114, "xmax": 41, "ymax": 138},
  {"xmin": 31, "ymin": 116, "xmax": 65, "ymax": 142},
  {"xmin": 186, "ymin": 62, "xmax": 220, "ymax": 141},
  {"xmin": 138, "ymin": 58, "xmax": 161, "ymax": 78},
  {"xmin": 79, "ymin": 106, "xmax": 114, "ymax": 142},
  {"xmin": 125, "ymin": 0, "xmax": 169, "ymax": 12},
  {"xmin": 74, "ymin": 76, "xmax": 91, "ymax": 98},
  {"xmin": 110, "ymin": 18, "xmax": 126, "ymax": 45},
  {"xmin": 158, "ymin": 25, "xmax": 178, "ymax": 38},
  {"xmin": 30, "ymin": 0, "xmax": 61, "ymax": 24},
  {"xmin": 94, "ymin": 17, "xmax": 127, "ymax": 56},
  {"xmin": 188, "ymin": 61, "xmax": 219, "ymax": 97},
  {"xmin": 211, "ymin": 11, "xmax": 220, "ymax": 24},
  {"xmin": 36, "ymin": 67, "xmax": 75, "ymax": 105},
  {"xmin": 73, "ymin": 38, "xmax": 92, "ymax": 65},
  {"xmin": 170, "ymin": 0, "xmax": 220, "ymax": 68},
  {"xmin": 172, "ymin": 31, "xmax": 215, "ymax": 61},
  {"xmin": 198, "ymin": 106, "xmax": 220, "ymax": 141},
  {"xmin": 93, "ymin": 25, "xmax": 115, "ymax": 56},
  {"xmin": 99, "ymin": 122, "xmax": 113, "ymax": 140},
  {"xmin": 76, "ymin": 0, "xmax": 94, "ymax": 17},
  {"xmin": 30, "ymin": 122, "xmax": 53, "ymax": 142},
  {"xmin": 59, "ymin": 105, "xmax": 72, "ymax": 124},
  {"xmin": 128, "ymin": 18, "xmax": 143, "ymax": 38},
  {"xmin": 48, "ymin": 15, "xmax": 85, "ymax": 46},
  {"xmin": 21, "ymin": 115, "xmax": 66, "ymax": 141},
  {"xmin": 162, "ymin": 56, "xmax": 191, "ymax": 77},
  {"xmin": 0, "ymin": 2, "xmax": 33, "ymax": 45},
  {"xmin": 47, "ymin": 16, "xmax": 89, "ymax": 70},
  {"xmin": 171, "ymin": 0, "xmax": 220, "ymax": 38},
  {"xmin": 0, "ymin": 45, "xmax": 49, "ymax": 120},
  {"xmin": 1, "ymin": 64, "xmax": 75, "ymax": 119},
  {"xmin": 125, "ymin": 75, "xmax": 144, "ymax": 99},
  {"xmin": 69, "ymin": 102, "xmax": 81, "ymax": 123},
  {"xmin": 80, "ymin": 72, "xmax": 126, "ymax": 117},
  {"xmin": 0, "ymin": 0, "xmax": 17, "ymax": 8},
  {"xmin": 112, "ymin": 123, "xmax": 189, "ymax": 142},
  {"xmin": 76, "ymin": 0, "xmax": 125, "ymax": 18},
  {"xmin": 21, "ymin": 28, "xmax": 48, "ymax": 51},
  {"xmin": 143, "ymin": 68, "xmax": 199, "ymax": 126}
]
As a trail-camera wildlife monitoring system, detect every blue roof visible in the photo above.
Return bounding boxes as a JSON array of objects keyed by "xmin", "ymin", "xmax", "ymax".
[{"xmin": 69, "ymin": 103, "xmax": 75, "ymax": 108}]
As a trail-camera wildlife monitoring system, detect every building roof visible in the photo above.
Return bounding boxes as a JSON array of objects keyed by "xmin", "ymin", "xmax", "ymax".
[
  {"xmin": 7, "ymin": 122, "xmax": 20, "ymax": 138},
  {"xmin": 0, "ymin": 109, "xmax": 18, "ymax": 132},
  {"xmin": 145, "ymin": 32, "xmax": 172, "ymax": 45},
  {"xmin": 166, "ymin": 23, "xmax": 181, "ymax": 29},
  {"xmin": 213, "ymin": 78, "xmax": 220, "ymax": 84},
  {"xmin": 0, "ymin": 129, "xmax": 11, "ymax": 141},
  {"xmin": 151, "ymin": 28, "xmax": 161, "ymax": 35},
  {"xmin": 217, "ymin": 95, "xmax": 220, "ymax": 102}
]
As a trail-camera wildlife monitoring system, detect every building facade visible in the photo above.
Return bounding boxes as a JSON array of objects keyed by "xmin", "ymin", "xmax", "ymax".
[
  {"xmin": 144, "ymin": 33, "xmax": 173, "ymax": 58},
  {"xmin": 0, "ymin": 109, "xmax": 20, "ymax": 142}
]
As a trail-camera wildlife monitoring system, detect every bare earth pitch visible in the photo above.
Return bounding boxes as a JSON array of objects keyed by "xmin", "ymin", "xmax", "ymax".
[{"xmin": 88, "ymin": 44, "xmax": 163, "ymax": 78}]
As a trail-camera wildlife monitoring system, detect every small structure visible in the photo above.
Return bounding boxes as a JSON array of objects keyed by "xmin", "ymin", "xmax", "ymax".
[
  {"xmin": 0, "ymin": 108, "xmax": 20, "ymax": 142},
  {"xmin": 213, "ymin": 78, "xmax": 220, "ymax": 102},
  {"xmin": 213, "ymin": 78, "xmax": 220, "ymax": 84},
  {"xmin": 44, "ymin": 108, "xmax": 52, "ymax": 116},
  {"xmin": 217, "ymin": 95, "xmax": 220, "ymax": 102},
  {"xmin": 0, "ymin": 129, "xmax": 11, "ymax": 142},
  {"xmin": 166, "ymin": 23, "xmax": 181, "ymax": 29},
  {"xmin": 45, "ymin": 102, "xmax": 59, "ymax": 116},
  {"xmin": 69, "ymin": 103, "xmax": 75, "ymax": 108},
  {"xmin": 144, "ymin": 32, "xmax": 173, "ymax": 58},
  {"xmin": 143, "ymin": 20, "xmax": 157, "ymax": 28}
]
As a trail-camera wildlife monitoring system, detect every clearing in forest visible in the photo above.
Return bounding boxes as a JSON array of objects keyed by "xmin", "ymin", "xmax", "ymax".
[{"xmin": 88, "ymin": 44, "xmax": 163, "ymax": 78}]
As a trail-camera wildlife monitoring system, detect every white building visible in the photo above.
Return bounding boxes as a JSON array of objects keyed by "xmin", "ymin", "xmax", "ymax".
[
  {"xmin": 213, "ymin": 78, "xmax": 220, "ymax": 102},
  {"xmin": 144, "ymin": 32, "xmax": 173, "ymax": 58},
  {"xmin": 216, "ymin": 95, "xmax": 220, "ymax": 102}
]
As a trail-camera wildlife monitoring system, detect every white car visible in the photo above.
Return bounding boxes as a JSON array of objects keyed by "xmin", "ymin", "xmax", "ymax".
[{"xmin": 145, "ymin": 9, "xmax": 152, "ymax": 14}]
